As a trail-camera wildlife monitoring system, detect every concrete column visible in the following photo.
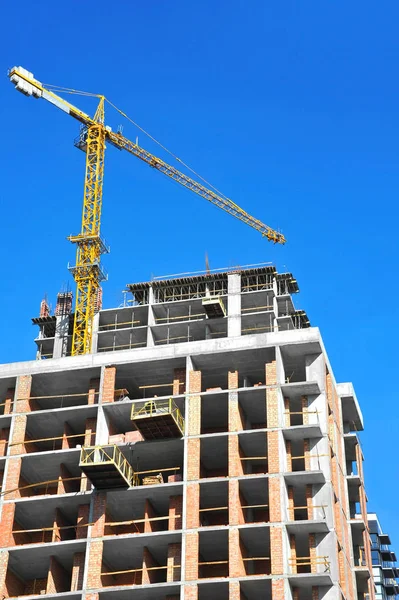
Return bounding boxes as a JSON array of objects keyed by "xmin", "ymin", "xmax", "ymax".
[
  {"xmin": 147, "ymin": 285, "xmax": 155, "ymax": 347},
  {"xmin": 53, "ymin": 315, "xmax": 69, "ymax": 358},
  {"xmin": 91, "ymin": 312, "xmax": 100, "ymax": 354},
  {"xmin": 227, "ymin": 273, "xmax": 241, "ymax": 337}
]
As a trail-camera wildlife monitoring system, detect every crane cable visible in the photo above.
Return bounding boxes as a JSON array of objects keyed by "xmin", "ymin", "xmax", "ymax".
[{"xmin": 44, "ymin": 83, "xmax": 234, "ymax": 205}]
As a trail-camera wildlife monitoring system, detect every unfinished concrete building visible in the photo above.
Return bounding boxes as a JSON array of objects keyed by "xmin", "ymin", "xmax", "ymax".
[{"xmin": 0, "ymin": 264, "xmax": 375, "ymax": 600}]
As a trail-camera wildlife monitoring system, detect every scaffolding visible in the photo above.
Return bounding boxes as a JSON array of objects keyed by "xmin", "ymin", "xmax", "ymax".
[
  {"xmin": 79, "ymin": 445, "xmax": 138, "ymax": 489},
  {"xmin": 131, "ymin": 398, "xmax": 184, "ymax": 439}
]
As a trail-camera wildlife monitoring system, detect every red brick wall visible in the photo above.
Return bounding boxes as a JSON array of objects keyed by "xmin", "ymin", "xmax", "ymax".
[
  {"xmin": 168, "ymin": 495, "xmax": 183, "ymax": 530},
  {"xmin": 266, "ymin": 360, "xmax": 278, "ymax": 428},
  {"xmin": 53, "ymin": 508, "xmax": 74, "ymax": 542},
  {"xmin": 0, "ymin": 503, "xmax": 15, "ymax": 548},
  {"xmin": 167, "ymin": 542, "xmax": 181, "ymax": 581},
  {"xmin": 92, "ymin": 492, "xmax": 106, "ymax": 537},
  {"xmin": 57, "ymin": 463, "xmax": 76, "ymax": 494},
  {"xmin": 184, "ymin": 584, "xmax": 198, "ymax": 600},
  {"xmin": 229, "ymin": 580, "xmax": 241, "ymax": 600},
  {"xmin": 271, "ymin": 578, "xmax": 285, "ymax": 599},
  {"xmin": 76, "ymin": 504, "xmax": 89, "ymax": 539},
  {"xmin": 87, "ymin": 540, "xmax": 103, "ymax": 588},
  {"xmin": 16, "ymin": 375, "xmax": 32, "ymax": 413},
  {"xmin": 102, "ymin": 366, "xmax": 116, "ymax": 403},
  {"xmin": 4, "ymin": 457, "xmax": 22, "ymax": 500},
  {"xmin": 71, "ymin": 552, "xmax": 85, "ymax": 591},
  {"xmin": 10, "ymin": 415, "xmax": 27, "ymax": 456},
  {"xmin": 46, "ymin": 556, "xmax": 70, "ymax": 593},
  {"xmin": 84, "ymin": 417, "xmax": 97, "ymax": 446},
  {"xmin": 306, "ymin": 484, "xmax": 313, "ymax": 520},
  {"xmin": 62, "ymin": 422, "xmax": 74, "ymax": 449},
  {"xmin": 188, "ymin": 370, "xmax": 201, "ymax": 436},
  {"xmin": 229, "ymin": 479, "xmax": 245, "ymax": 525},
  {"xmin": 186, "ymin": 484, "xmax": 200, "ymax": 529},
  {"xmin": 267, "ymin": 430, "xmax": 280, "ymax": 474},
  {"xmin": 144, "ymin": 499, "xmax": 157, "ymax": 533},
  {"xmin": 3, "ymin": 388, "xmax": 14, "ymax": 415},
  {"xmin": 270, "ymin": 526, "xmax": 283, "ymax": 575},
  {"xmin": 173, "ymin": 368, "xmax": 186, "ymax": 396},
  {"xmin": 185, "ymin": 531, "xmax": 199, "ymax": 581},
  {"xmin": 142, "ymin": 547, "xmax": 161, "ymax": 584},
  {"xmin": 0, "ymin": 428, "xmax": 9, "ymax": 457},
  {"xmin": 229, "ymin": 528, "xmax": 246, "ymax": 577},
  {"xmin": 228, "ymin": 435, "xmax": 244, "ymax": 477},
  {"xmin": 88, "ymin": 378, "xmax": 100, "ymax": 405},
  {"xmin": 187, "ymin": 438, "xmax": 200, "ymax": 481}
]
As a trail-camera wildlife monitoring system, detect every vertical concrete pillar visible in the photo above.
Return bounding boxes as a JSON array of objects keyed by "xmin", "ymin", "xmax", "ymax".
[
  {"xmin": 227, "ymin": 272, "xmax": 241, "ymax": 337},
  {"xmin": 53, "ymin": 315, "xmax": 69, "ymax": 358},
  {"xmin": 146, "ymin": 285, "xmax": 155, "ymax": 347}
]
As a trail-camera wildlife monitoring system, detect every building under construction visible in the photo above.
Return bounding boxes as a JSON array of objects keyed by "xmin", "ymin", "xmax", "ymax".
[{"xmin": 0, "ymin": 264, "xmax": 375, "ymax": 600}]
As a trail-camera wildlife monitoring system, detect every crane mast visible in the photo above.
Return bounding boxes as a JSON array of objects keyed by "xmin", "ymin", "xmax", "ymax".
[{"xmin": 8, "ymin": 66, "xmax": 286, "ymax": 357}]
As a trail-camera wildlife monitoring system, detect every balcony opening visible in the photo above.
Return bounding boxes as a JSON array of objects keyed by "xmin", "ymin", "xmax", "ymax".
[
  {"xmin": 199, "ymin": 530, "xmax": 228, "ymax": 578},
  {"xmin": 200, "ymin": 481, "xmax": 228, "ymax": 527},
  {"xmin": 201, "ymin": 394, "xmax": 228, "ymax": 434},
  {"xmin": 200, "ymin": 436, "xmax": 228, "ymax": 478}
]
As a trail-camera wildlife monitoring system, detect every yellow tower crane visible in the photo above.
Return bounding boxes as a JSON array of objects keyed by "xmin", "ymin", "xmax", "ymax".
[{"xmin": 8, "ymin": 66, "xmax": 286, "ymax": 357}]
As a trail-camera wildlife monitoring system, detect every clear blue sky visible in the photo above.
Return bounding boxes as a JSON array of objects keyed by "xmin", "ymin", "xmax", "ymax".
[{"xmin": 1, "ymin": 1, "xmax": 398, "ymax": 543}]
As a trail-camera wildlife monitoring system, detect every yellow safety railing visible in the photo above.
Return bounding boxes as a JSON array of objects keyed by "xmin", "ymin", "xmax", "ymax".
[
  {"xmin": 79, "ymin": 445, "xmax": 138, "ymax": 487},
  {"xmin": 289, "ymin": 556, "xmax": 330, "ymax": 572},
  {"xmin": 131, "ymin": 398, "xmax": 184, "ymax": 434}
]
